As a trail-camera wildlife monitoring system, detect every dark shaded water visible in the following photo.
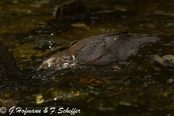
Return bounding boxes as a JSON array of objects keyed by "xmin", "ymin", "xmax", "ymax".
[{"xmin": 0, "ymin": 0, "xmax": 174, "ymax": 115}]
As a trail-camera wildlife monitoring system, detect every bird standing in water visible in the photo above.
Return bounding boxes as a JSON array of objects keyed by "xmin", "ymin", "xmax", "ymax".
[{"xmin": 38, "ymin": 32, "xmax": 159, "ymax": 70}]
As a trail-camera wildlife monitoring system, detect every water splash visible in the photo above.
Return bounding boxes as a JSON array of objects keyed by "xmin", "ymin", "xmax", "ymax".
[{"xmin": 39, "ymin": 55, "xmax": 77, "ymax": 70}]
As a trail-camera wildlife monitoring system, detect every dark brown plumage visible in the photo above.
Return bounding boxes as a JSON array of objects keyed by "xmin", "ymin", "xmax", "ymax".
[{"xmin": 38, "ymin": 32, "xmax": 159, "ymax": 70}]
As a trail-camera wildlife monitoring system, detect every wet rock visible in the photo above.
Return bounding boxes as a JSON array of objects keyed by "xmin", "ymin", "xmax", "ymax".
[
  {"xmin": 38, "ymin": 32, "xmax": 159, "ymax": 70},
  {"xmin": 0, "ymin": 41, "xmax": 21, "ymax": 76},
  {"xmin": 153, "ymin": 55, "xmax": 174, "ymax": 68},
  {"xmin": 53, "ymin": 0, "xmax": 87, "ymax": 20}
]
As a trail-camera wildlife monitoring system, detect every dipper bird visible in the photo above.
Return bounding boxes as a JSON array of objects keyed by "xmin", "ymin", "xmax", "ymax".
[{"xmin": 38, "ymin": 32, "xmax": 159, "ymax": 70}]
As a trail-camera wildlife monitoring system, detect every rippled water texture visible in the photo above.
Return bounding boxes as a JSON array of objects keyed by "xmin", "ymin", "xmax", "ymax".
[{"xmin": 0, "ymin": 0, "xmax": 174, "ymax": 116}]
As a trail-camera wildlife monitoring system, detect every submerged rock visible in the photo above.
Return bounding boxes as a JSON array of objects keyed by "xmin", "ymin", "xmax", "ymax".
[
  {"xmin": 53, "ymin": 0, "xmax": 87, "ymax": 20},
  {"xmin": 38, "ymin": 32, "xmax": 159, "ymax": 70}
]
